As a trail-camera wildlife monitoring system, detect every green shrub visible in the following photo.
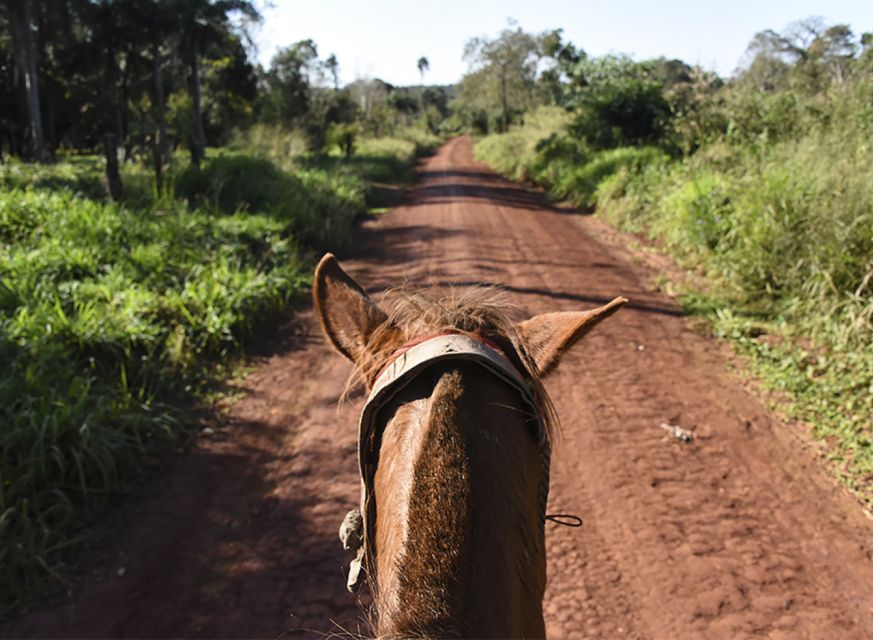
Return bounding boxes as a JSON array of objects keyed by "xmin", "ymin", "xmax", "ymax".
[
  {"xmin": 175, "ymin": 153, "xmax": 364, "ymax": 249},
  {"xmin": 229, "ymin": 124, "xmax": 308, "ymax": 161},
  {"xmin": 551, "ymin": 146, "xmax": 668, "ymax": 207},
  {"xmin": 474, "ymin": 106, "xmax": 572, "ymax": 181}
]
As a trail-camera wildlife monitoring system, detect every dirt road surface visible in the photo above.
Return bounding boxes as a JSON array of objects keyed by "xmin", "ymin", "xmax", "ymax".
[{"xmin": 5, "ymin": 137, "xmax": 873, "ymax": 639}]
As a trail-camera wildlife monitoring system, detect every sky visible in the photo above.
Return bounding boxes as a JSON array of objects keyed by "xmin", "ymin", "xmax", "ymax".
[{"xmin": 252, "ymin": 0, "xmax": 873, "ymax": 86}]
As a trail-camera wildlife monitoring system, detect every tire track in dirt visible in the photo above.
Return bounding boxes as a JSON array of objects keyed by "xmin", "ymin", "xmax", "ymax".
[{"xmin": 4, "ymin": 136, "xmax": 873, "ymax": 639}]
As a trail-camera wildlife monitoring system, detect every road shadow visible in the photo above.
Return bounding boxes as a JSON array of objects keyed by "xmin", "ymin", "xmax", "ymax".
[
  {"xmin": 0, "ymin": 411, "xmax": 370, "ymax": 639},
  {"xmin": 413, "ymin": 168, "xmax": 589, "ymax": 216}
]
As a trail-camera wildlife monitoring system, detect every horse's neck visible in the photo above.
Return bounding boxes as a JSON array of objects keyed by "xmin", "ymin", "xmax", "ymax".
[{"xmin": 373, "ymin": 365, "xmax": 546, "ymax": 639}]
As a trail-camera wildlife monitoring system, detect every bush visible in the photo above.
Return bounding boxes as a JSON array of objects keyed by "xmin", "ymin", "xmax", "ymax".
[
  {"xmin": 474, "ymin": 106, "xmax": 572, "ymax": 181},
  {"xmin": 175, "ymin": 153, "xmax": 364, "ymax": 249},
  {"xmin": 549, "ymin": 146, "xmax": 668, "ymax": 207}
]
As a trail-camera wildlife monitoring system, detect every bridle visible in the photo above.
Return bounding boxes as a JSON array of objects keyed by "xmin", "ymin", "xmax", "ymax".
[{"xmin": 340, "ymin": 333, "xmax": 552, "ymax": 592}]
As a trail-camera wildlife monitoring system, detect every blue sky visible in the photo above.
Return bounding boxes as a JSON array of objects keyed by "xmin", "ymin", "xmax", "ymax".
[{"xmin": 253, "ymin": 0, "xmax": 872, "ymax": 86}]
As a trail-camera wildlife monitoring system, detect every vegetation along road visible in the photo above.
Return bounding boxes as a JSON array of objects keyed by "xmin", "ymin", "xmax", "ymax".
[
  {"xmin": 5, "ymin": 136, "xmax": 873, "ymax": 639},
  {"xmin": 2, "ymin": 3, "xmax": 872, "ymax": 637}
]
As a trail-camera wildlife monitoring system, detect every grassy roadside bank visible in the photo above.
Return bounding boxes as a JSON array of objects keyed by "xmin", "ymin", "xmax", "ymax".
[
  {"xmin": 475, "ymin": 106, "xmax": 873, "ymax": 507},
  {"xmin": 0, "ymin": 132, "xmax": 436, "ymax": 612}
]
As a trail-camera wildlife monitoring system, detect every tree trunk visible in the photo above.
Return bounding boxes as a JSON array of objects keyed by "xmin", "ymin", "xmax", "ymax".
[
  {"xmin": 9, "ymin": 0, "xmax": 45, "ymax": 162},
  {"xmin": 121, "ymin": 53, "xmax": 131, "ymax": 160},
  {"xmin": 45, "ymin": 97, "xmax": 56, "ymax": 157},
  {"xmin": 189, "ymin": 52, "xmax": 206, "ymax": 167},
  {"xmin": 103, "ymin": 133, "xmax": 124, "ymax": 201},
  {"xmin": 500, "ymin": 63, "xmax": 509, "ymax": 133},
  {"xmin": 152, "ymin": 41, "xmax": 169, "ymax": 191},
  {"xmin": 34, "ymin": 0, "xmax": 54, "ymax": 156},
  {"xmin": 104, "ymin": 45, "xmax": 125, "ymax": 194}
]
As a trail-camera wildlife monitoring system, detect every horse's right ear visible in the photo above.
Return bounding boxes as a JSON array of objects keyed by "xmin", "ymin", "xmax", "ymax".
[
  {"xmin": 313, "ymin": 253, "xmax": 387, "ymax": 363},
  {"xmin": 517, "ymin": 296, "xmax": 627, "ymax": 377}
]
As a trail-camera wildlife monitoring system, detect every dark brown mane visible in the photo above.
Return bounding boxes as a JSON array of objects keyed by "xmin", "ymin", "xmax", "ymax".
[{"xmin": 347, "ymin": 285, "xmax": 558, "ymax": 440}]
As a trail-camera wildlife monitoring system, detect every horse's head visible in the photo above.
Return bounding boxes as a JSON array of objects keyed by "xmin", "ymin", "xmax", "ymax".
[{"xmin": 314, "ymin": 253, "xmax": 626, "ymax": 638}]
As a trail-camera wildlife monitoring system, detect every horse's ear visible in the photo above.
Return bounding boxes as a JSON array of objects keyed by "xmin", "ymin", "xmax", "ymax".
[
  {"xmin": 313, "ymin": 253, "xmax": 387, "ymax": 363},
  {"xmin": 517, "ymin": 297, "xmax": 628, "ymax": 377}
]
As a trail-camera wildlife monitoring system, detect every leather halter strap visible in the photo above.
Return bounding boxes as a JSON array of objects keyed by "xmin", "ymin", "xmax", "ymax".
[{"xmin": 346, "ymin": 334, "xmax": 551, "ymax": 591}]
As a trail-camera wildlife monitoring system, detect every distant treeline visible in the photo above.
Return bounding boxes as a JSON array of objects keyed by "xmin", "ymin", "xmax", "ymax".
[
  {"xmin": 0, "ymin": 1, "xmax": 450, "ymax": 188},
  {"xmin": 454, "ymin": 18, "xmax": 873, "ymax": 147}
]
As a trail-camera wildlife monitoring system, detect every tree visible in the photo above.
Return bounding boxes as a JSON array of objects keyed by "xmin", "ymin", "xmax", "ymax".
[
  {"xmin": 7, "ymin": 0, "xmax": 44, "ymax": 161},
  {"xmin": 417, "ymin": 56, "xmax": 429, "ymax": 83},
  {"xmin": 197, "ymin": 33, "xmax": 259, "ymax": 144},
  {"xmin": 742, "ymin": 18, "xmax": 860, "ymax": 90},
  {"xmin": 562, "ymin": 55, "xmax": 672, "ymax": 149},
  {"xmin": 461, "ymin": 23, "xmax": 543, "ymax": 132},
  {"xmin": 664, "ymin": 66, "xmax": 725, "ymax": 154},
  {"xmin": 263, "ymin": 39, "xmax": 320, "ymax": 126},
  {"xmin": 175, "ymin": 0, "xmax": 260, "ymax": 166},
  {"xmin": 89, "ymin": 0, "xmax": 139, "ymax": 198},
  {"xmin": 348, "ymin": 77, "xmax": 393, "ymax": 135}
]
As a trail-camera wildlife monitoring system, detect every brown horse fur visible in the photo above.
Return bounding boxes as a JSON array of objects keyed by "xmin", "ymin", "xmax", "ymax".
[{"xmin": 314, "ymin": 254, "xmax": 626, "ymax": 639}]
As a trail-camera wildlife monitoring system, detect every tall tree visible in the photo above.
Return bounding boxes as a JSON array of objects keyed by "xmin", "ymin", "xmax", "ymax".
[
  {"xmin": 91, "ymin": 0, "xmax": 132, "ymax": 199},
  {"xmin": 176, "ymin": 0, "xmax": 259, "ymax": 166},
  {"xmin": 462, "ymin": 24, "xmax": 543, "ymax": 132},
  {"xmin": 263, "ymin": 39, "xmax": 320, "ymax": 126},
  {"xmin": 744, "ymin": 18, "xmax": 860, "ymax": 90},
  {"xmin": 562, "ymin": 55, "xmax": 672, "ymax": 149},
  {"xmin": 7, "ymin": 0, "xmax": 44, "ymax": 161}
]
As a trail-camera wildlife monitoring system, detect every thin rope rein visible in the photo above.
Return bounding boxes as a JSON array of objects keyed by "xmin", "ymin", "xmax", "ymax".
[{"xmin": 545, "ymin": 513, "xmax": 583, "ymax": 527}]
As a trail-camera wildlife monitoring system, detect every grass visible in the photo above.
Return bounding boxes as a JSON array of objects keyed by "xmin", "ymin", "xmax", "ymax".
[
  {"xmin": 473, "ymin": 106, "xmax": 572, "ymax": 181},
  {"xmin": 0, "ymin": 128, "xmax": 430, "ymax": 612},
  {"xmin": 0, "ymin": 184, "xmax": 310, "ymax": 611},
  {"xmin": 597, "ymin": 133, "xmax": 873, "ymax": 504},
  {"xmin": 233, "ymin": 124, "xmax": 441, "ymax": 210},
  {"xmin": 683, "ymin": 295, "xmax": 873, "ymax": 502}
]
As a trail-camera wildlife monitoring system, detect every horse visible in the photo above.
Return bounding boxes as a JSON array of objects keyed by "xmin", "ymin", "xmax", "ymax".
[{"xmin": 313, "ymin": 253, "xmax": 626, "ymax": 639}]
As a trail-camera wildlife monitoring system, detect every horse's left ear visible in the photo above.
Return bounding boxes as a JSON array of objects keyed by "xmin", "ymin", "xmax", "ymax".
[
  {"xmin": 517, "ymin": 297, "xmax": 628, "ymax": 377},
  {"xmin": 313, "ymin": 253, "xmax": 387, "ymax": 363}
]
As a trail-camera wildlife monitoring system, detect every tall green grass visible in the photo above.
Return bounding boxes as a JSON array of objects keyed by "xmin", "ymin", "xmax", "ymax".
[
  {"xmin": 597, "ymin": 131, "xmax": 873, "ymax": 499},
  {"xmin": 474, "ymin": 106, "xmax": 571, "ymax": 181},
  {"xmin": 0, "ymin": 149, "xmax": 369, "ymax": 611},
  {"xmin": 475, "ymin": 109, "xmax": 667, "ymax": 208},
  {"xmin": 176, "ymin": 153, "xmax": 364, "ymax": 249},
  {"xmin": 0, "ymin": 123, "xmax": 434, "ymax": 610},
  {"xmin": 231, "ymin": 124, "xmax": 441, "ymax": 184},
  {"xmin": 0, "ymin": 190, "xmax": 302, "ymax": 609}
]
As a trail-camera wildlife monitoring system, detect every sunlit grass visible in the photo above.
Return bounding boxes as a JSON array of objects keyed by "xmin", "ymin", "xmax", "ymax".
[{"xmin": 0, "ymin": 126, "xmax": 429, "ymax": 609}]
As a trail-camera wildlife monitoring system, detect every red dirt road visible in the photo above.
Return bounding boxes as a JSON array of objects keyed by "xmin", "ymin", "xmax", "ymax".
[{"xmin": 5, "ymin": 137, "xmax": 873, "ymax": 639}]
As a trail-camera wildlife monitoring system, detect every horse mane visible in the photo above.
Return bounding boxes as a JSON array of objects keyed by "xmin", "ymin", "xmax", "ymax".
[{"xmin": 346, "ymin": 285, "xmax": 559, "ymax": 442}]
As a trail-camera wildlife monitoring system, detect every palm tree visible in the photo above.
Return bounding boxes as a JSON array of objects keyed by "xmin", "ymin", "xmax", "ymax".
[{"xmin": 417, "ymin": 56, "xmax": 429, "ymax": 84}]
